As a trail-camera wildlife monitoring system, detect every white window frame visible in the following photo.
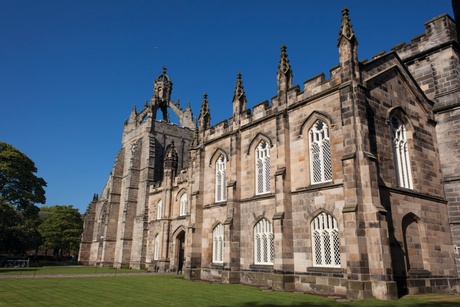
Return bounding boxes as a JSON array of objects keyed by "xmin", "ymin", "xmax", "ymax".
[
  {"xmin": 215, "ymin": 155, "xmax": 226, "ymax": 202},
  {"xmin": 309, "ymin": 120, "xmax": 332, "ymax": 184},
  {"xmin": 212, "ymin": 223, "xmax": 224, "ymax": 263},
  {"xmin": 157, "ymin": 200, "xmax": 163, "ymax": 220},
  {"xmin": 153, "ymin": 234, "xmax": 160, "ymax": 260},
  {"xmin": 390, "ymin": 117, "xmax": 413, "ymax": 189},
  {"xmin": 311, "ymin": 212, "xmax": 341, "ymax": 268},
  {"xmin": 254, "ymin": 219, "xmax": 274, "ymax": 265},
  {"xmin": 255, "ymin": 140, "xmax": 270, "ymax": 195},
  {"xmin": 179, "ymin": 193, "xmax": 187, "ymax": 216}
]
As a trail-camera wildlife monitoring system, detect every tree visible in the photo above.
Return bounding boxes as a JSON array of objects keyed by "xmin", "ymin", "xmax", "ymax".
[
  {"xmin": 0, "ymin": 142, "xmax": 46, "ymax": 254},
  {"xmin": 38, "ymin": 205, "xmax": 83, "ymax": 256}
]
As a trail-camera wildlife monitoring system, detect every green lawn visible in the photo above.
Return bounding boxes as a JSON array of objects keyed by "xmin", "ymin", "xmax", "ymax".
[
  {"xmin": 0, "ymin": 266, "xmax": 145, "ymax": 275},
  {"xmin": 1, "ymin": 271, "xmax": 460, "ymax": 306}
]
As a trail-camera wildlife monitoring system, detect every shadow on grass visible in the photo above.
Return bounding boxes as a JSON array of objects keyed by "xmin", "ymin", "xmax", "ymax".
[{"xmin": 215, "ymin": 301, "xmax": 460, "ymax": 307}]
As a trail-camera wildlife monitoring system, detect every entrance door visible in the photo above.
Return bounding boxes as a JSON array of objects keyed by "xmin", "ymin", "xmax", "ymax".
[{"xmin": 176, "ymin": 231, "xmax": 185, "ymax": 273}]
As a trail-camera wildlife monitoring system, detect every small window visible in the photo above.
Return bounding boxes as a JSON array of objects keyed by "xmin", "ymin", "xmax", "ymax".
[
  {"xmin": 179, "ymin": 193, "xmax": 187, "ymax": 216},
  {"xmin": 309, "ymin": 120, "xmax": 332, "ymax": 184},
  {"xmin": 255, "ymin": 141, "xmax": 270, "ymax": 195},
  {"xmin": 390, "ymin": 117, "xmax": 413, "ymax": 189},
  {"xmin": 212, "ymin": 224, "xmax": 224, "ymax": 263},
  {"xmin": 311, "ymin": 212, "xmax": 341, "ymax": 268},
  {"xmin": 157, "ymin": 200, "xmax": 163, "ymax": 220},
  {"xmin": 254, "ymin": 219, "xmax": 274, "ymax": 265}
]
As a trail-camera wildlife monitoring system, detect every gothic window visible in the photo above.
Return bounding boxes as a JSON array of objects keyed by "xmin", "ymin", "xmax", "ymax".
[
  {"xmin": 255, "ymin": 141, "xmax": 270, "ymax": 195},
  {"xmin": 179, "ymin": 193, "xmax": 187, "ymax": 216},
  {"xmin": 153, "ymin": 234, "xmax": 160, "ymax": 260},
  {"xmin": 157, "ymin": 200, "xmax": 163, "ymax": 220},
  {"xmin": 309, "ymin": 120, "xmax": 332, "ymax": 184},
  {"xmin": 311, "ymin": 212, "xmax": 341, "ymax": 268},
  {"xmin": 212, "ymin": 223, "xmax": 224, "ymax": 263},
  {"xmin": 254, "ymin": 219, "xmax": 274, "ymax": 265},
  {"xmin": 390, "ymin": 116, "xmax": 413, "ymax": 189},
  {"xmin": 215, "ymin": 155, "xmax": 226, "ymax": 202}
]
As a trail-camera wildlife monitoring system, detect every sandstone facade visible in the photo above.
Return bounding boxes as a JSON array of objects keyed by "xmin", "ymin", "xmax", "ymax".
[{"xmin": 79, "ymin": 8, "xmax": 460, "ymax": 300}]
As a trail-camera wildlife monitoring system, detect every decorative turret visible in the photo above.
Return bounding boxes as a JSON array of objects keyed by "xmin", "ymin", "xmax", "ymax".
[
  {"xmin": 190, "ymin": 121, "xmax": 200, "ymax": 148},
  {"xmin": 164, "ymin": 140, "xmax": 178, "ymax": 172},
  {"xmin": 152, "ymin": 66, "xmax": 172, "ymax": 122},
  {"xmin": 232, "ymin": 72, "xmax": 247, "ymax": 116},
  {"xmin": 338, "ymin": 8, "xmax": 360, "ymax": 82},
  {"xmin": 198, "ymin": 93, "xmax": 211, "ymax": 131},
  {"xmin": 277, "ymin": 45, "xmax": 293, "ymax": 94}
]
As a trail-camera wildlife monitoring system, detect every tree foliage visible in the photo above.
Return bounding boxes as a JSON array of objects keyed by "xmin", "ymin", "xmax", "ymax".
[
  {"xmin": 0, "ymin": 142, "xmax": 46, "ymax": 254},
  {"xmin": 38, "ymin": 205, "xmax": 83, "ymax": 255}
]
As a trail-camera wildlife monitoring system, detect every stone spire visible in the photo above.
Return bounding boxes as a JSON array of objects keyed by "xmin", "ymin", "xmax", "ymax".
[
  {"xmin": 198, "ymin": 93, "xmax": 211, "ymax": 131},
  {"xmin": 232, "ymin": 72, "xmax": 247, "ymax": 116},
  {"xmin": 277, "ymin": 45, "xmax": 293, "ymax": 93},
  {"xmin": 338, "ymin": 8, "xmax": 360, "ymax": 82}
]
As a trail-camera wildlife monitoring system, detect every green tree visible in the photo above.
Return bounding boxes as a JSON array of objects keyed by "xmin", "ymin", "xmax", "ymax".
[
  {"xmin": 0, "ymin": 142, "xmax": 46, "ymax": 254},
  {"xmin": 38, "ymin": 205, "xmax": 83, "ymax": 256}
]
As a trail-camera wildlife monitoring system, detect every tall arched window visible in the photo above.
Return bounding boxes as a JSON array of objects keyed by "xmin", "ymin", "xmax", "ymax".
[
  {"xmin": 157, "ymin": 200, "xmax": 163, "ymax": 220},
  {"xmin": 179, "ymin": 193, "xmax": 187, "ymax": 216},
  {"xmin": 390, "ymin": 116, "xmax": 413, "ymax": 189},
  {"xmin": 309, "ymin": 120, "xmax": 332, "ymax": 184},
  {"xmin": 212, "ymin": 223, "xmax": 224, "ymax": 263},
  {"xmin": 256, "ymin": 140, "xmax": 270, "ymax": 195},
  {"xmin": 311, "ymin": 212, "xmax": 341, "ymax": 268},
  {"xmin": 254, "ymin": 219, "xmax": 274, "ymax": 265},
  {"xmin": 215, "ymin": 155, "xmax": 226, "ymax": 202},
  {"xmin": 153, "ymin": 234, "xmax": 160, "ymax": 260}
]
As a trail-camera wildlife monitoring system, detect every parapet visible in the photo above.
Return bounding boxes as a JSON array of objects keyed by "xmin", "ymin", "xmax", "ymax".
[{"xmin": 391, "ymin": 14, "xmax": 457, "ymax": 62}]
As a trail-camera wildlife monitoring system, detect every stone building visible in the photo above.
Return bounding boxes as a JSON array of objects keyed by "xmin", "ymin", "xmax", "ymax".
[{"xmin": 79, "ymin": 7, "xmax": 460, "ymax": 300}]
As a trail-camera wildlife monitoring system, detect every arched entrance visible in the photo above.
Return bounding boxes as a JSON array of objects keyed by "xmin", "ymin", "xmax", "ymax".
[{"xmin": 176, "ymin": 230, "xmax": 185, "ymax": 274}]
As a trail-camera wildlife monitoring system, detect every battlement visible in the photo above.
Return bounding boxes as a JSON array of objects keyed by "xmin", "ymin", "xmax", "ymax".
[
  {"xmin": 390, "ymin": 14, "xmax": 456, "ymax": 62},
  {"xmin": 200, "ymin": 64, "xmax": 343, "ymax": 144}
]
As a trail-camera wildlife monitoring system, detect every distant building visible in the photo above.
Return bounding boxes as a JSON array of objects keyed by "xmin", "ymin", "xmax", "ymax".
[{"xmin": 79, "ymin": 7, "xmax": 460, "ymax": 300}]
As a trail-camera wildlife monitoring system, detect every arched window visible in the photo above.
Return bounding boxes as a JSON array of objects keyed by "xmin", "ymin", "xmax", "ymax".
[
  {"xmin": 390, "ymin": 116, "xmax": 413, "ymax": 189},
  {"xmin": 212, "ymin": 224, "xmax": 224, "ymax": 263},
  {"xmin": 179, "ymin": 193, "xmax": 187, "ymax": 216},
  {"xmin": 153, "ymin": 234, "xmax": 160, "ymax": 260},
  {"xmin": 157, "ymin": 200, "xmax": 163, "ymax": 220},
  {"xmin": 255, "ymin": 141, "xmax": 270, "ymax": 195},
  {"xmin": 215, "ymin": 155, "xmax": 226, "ymax": 202},
  {"xmin": 309, "ymin": 120, "xmax": 332, "ymax": 184},
  {"xmin": 254, "ymin": 219, "xmax": 274, "ymax": 265},
  {"xmin": 311, "ymin": 212, "xmax": 341, "ymax": 268}
]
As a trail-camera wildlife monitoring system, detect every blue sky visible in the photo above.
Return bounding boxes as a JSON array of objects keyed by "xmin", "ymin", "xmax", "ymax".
[{"xmin": 0, "ymin": 0, "xmax": 454, "ymax": 213}]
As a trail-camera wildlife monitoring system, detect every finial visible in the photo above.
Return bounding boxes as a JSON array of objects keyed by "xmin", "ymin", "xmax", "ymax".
[
  {"xmin": 281, "ymin": 45, "xmax": 287, "ymax": 53},
  {"xmin": 233, "ymin": 72, "xmax": 246, "ymax": 102},
  {"xmin": 339, "ymin": 7, "xmax": 355, "ymax": 41},
  {"xmin": 278, "ymin": 45, "xmax": 291, "ymax": 75},
  {"xmin": 162, "ymin": 66, "xmax": 167, "ymax": 74},
  {"xmin": 203, "ymin": 93, "xmax": 208, "ymax": 100}
]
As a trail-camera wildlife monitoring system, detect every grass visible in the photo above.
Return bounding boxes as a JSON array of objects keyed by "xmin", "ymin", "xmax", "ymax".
[
  {"xmin": 0, "ymin": 269, "xmax": 459, "ymax": 306},
  {"xmin": 0, "ymin": 266, "xmax": 145, "ymax": 275}
]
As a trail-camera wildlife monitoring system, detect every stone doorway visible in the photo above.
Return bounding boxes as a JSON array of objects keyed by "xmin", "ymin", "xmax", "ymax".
[{"xmin": 176, "ymin": 230, "xmax": 185, "ymax": 274}]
